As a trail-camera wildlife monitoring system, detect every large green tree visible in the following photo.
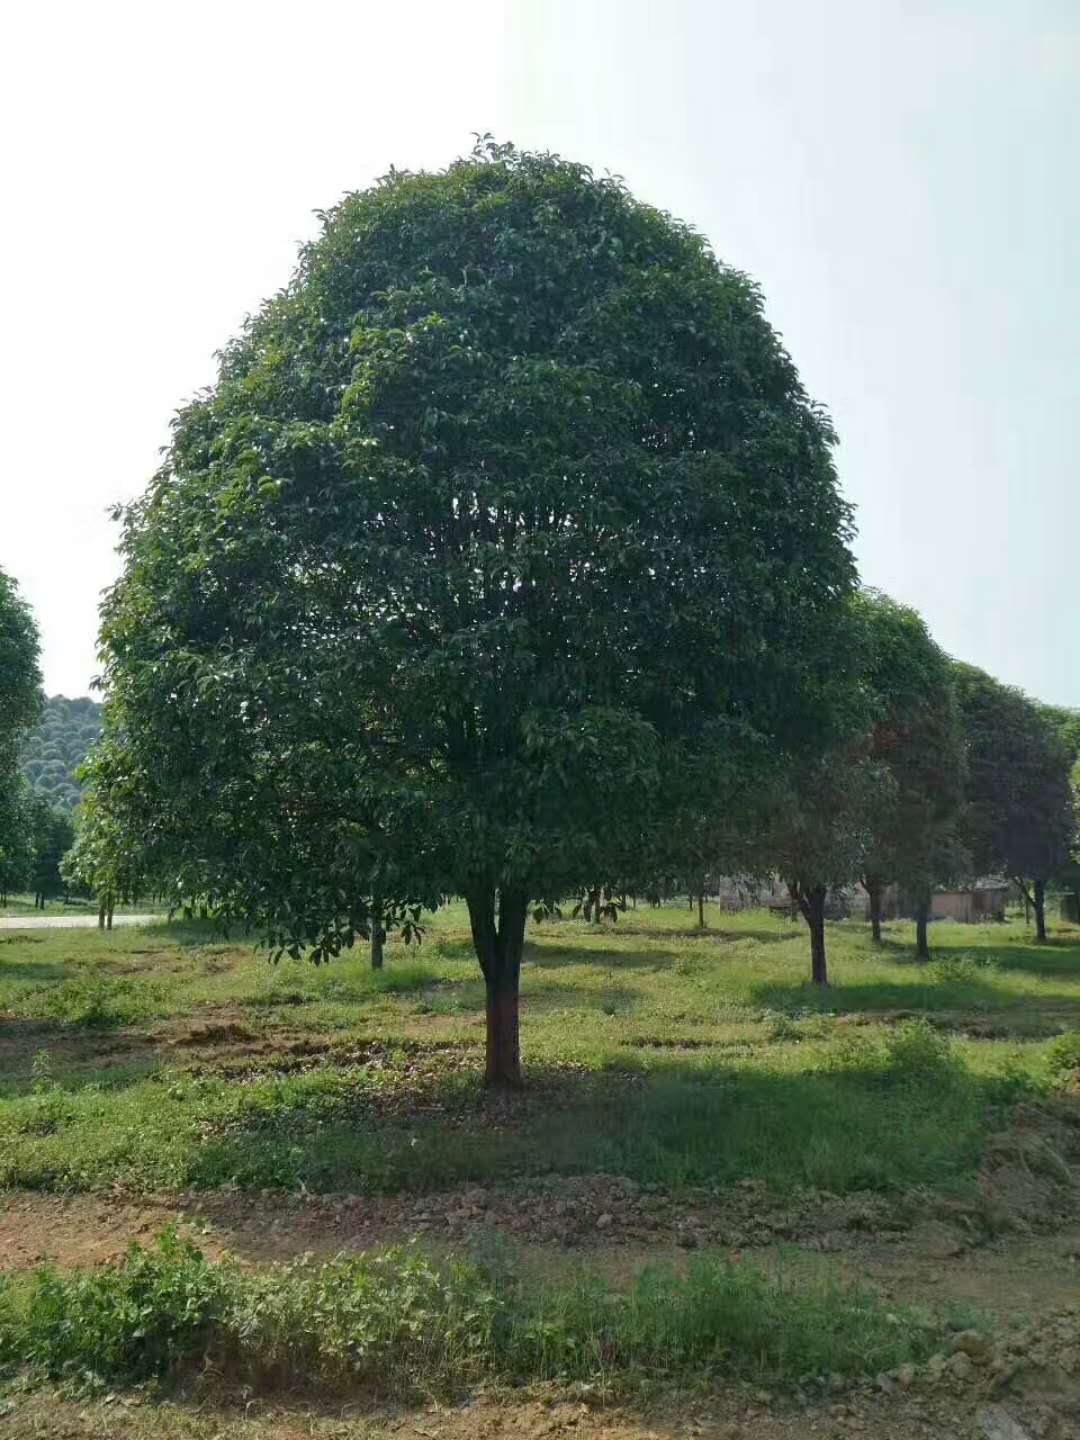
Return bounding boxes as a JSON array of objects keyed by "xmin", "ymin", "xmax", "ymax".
[
  {"xmin": 93, "ymin": 141, "xmax": 856, "ymax": 1084},
  {"xmin": 954, "ymin": 665, "xmax": 1074, "ymax": 942},
  {"xmin": 0, "ymin": 565, "xmax": 43, "ymax": 888},
  {"xmin": 857, "ymin": 591, "xmax": 967, "ymax": 959}
]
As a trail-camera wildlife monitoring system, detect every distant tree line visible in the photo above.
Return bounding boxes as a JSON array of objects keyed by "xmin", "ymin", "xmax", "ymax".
[{"xmin": 19, "ymin": 695, "xmax": 102, "ymax": 812}]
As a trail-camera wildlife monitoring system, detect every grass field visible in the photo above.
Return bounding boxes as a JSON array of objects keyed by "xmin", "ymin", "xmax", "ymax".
[
  {"xmin": 0, "ymin": 892, "xmax": 162, "ymax": 919},
  {"xmin": 1, "ymin": 902, "xmax": 1079, "ymax": 1427},
  {"xmin": 1, "ymin": 902, "xmax": 1078, "ymax": 1199}
]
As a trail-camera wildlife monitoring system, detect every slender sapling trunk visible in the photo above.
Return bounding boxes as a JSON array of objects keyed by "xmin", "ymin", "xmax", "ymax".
[
  {"xmin": 915, "ymin": 893, "xmax": 930, "ymax": 960},
  {"xmin": 370, "ymin": 902, "xmax": 385, "ymax": 969},
  {"xmin": 866, "ymin": 876, "xmax": 883, "ymax": 944},
  {"xmin": 1034, "ymin": 878, "xmax": 1047, "ymax": 943}
]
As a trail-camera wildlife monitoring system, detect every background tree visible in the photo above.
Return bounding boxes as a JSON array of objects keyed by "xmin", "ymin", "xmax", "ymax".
[
  {"xmin": 29, "ymin": 799, "xmax": 74, "ymax": 909},
  {"xmin": 62, "ymin": 778, "xmax": 148, "ymax": 928},
  {"xmin": 93, "ymin": 141, "xmax": 856, "ymax": 1084},
  {"xmin": 764, "ymin": 746, "xmax": 880, "ymax": 984},
  {"xmin": 0, "ymin": 565, "xmax": 43, "ymax": 892},
  {"xmin": 0, "ymin": 780, "xmax": 36, "ymax": 903},
  {"xmin": 1039, "ymin": 705, "xmax": 1080, "ymax": 924},
  {"xmin": 19, "ymin": 696, "xmax": 103, "ymax": 812},
  {"xmin": 856, "ymin": 591, "xmax": 967, "ymax": 958},
  {"xmin": 954, "ymin": 665, "xmax": 1074, "ymax": 942}
]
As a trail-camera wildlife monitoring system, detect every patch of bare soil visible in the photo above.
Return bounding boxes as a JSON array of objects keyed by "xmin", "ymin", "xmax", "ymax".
[
  {"xmin": 2, "ymin": 1382, "xmax": 1077, "ymax": 1440},
  {"xmin": 0, "ymin": 1018, "xmax": 159, "ymax": 1085},
  {"xmin": 3, "ymin": 1099, "xmax": 1078, "ymax": 1274},
  {"xmin": 2, "ymin": 1100, "xmax": 1080, "ymax": 1438}
]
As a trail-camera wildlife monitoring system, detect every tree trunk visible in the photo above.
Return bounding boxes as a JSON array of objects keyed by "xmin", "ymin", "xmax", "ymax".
[
  {"xmin": 106, "ymin": 902, "xmax": 114, "ymax": 932},
  {"xmin": 697, "ymin": 892, "xmax": 705, "ymax": 930},
  {"xmin": 1034, "ymin": 878, "xmax": 1047, "ymax": 943},
  {"xmin": 1014, "ymin": 878, "xmax": 1047, "ymax": 942},
  {"xmin": 370, "ymin": 904, "xmax": 385, "ymax": 969},
  {"xmin": 866, "ymin": 876, "xmax": 883, "ymax": 944},
  {"xmin": 467, "ymin": 886, "xmax": 528, "ymax": 1087},
  {"xmin": 796, "ymin": 884, "xmax": 828, "ymax": 985},
  {"xmin": 915, "ymin": 894, "xmax": 930, "ymax": 960},
  {"xmin": 98, "ymin": 899, "xmax": 106, "ymax": 930}
]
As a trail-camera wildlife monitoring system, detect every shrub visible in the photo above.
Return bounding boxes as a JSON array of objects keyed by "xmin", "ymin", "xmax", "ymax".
[
  {"xmin": 0, "ymin": 1234, "xmax": 942, "ymax": 1398},
  {"xmin": 1047, "ymin": 1031, "xmax": 1080, "ymax": 1085},
  {"xmin": 882, "ymin": 1019, "xmax": 959, "ymax": 1084},
  {"xmin": 6, "ymin": 1229, "xmax": 225, "ymax": 1387},
  {"xmin": 33, "ymin": 973, "xmax": 165, "ymax": 1027}
]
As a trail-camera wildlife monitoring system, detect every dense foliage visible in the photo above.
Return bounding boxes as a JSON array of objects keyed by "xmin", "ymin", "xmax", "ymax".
[
  {"xmin": 0, "ymin": 565, "xmax": 42, "ymax": 895},
  {"xmin": 858, "ymin": 591, "xmax": 966, "ymax": 956},
  {"xmin": 18, "ymin": 695, "xmax": 102, "ymax": 812},
  {"xmin": 954, "ymin": 664, "xmax": 1075, "ymax": 941},
  {"xmin": 91, "ymin": 141, "xmax": 856, "ymax": 1081}
]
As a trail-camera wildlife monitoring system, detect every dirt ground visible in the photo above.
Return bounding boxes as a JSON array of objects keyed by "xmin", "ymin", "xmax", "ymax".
[{"xmin": 3, "ymin": 1117, "xmax": 1080, "ymax": 1440}]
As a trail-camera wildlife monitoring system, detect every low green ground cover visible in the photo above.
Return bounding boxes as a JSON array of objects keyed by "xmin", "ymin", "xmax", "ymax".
[{"xmin": 1, "ymin": 904, "xmax": 1077, "ymax": 1199}]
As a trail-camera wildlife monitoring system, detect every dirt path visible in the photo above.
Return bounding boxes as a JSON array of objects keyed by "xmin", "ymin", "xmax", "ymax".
[{"xmin": 0, "ymin": 914, "xmax": 158, "ymax": 930}]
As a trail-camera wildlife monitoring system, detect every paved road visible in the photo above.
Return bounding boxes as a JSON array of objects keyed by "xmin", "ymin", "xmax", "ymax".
[{"xmin": 0, "ymin": 914, "xmax": 159, "ymax": 930}]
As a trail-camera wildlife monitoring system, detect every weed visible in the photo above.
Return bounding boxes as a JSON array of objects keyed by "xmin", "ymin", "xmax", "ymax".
[
  {"xmin": 0, "ymin": 1234, "xmax": 942, "ymax": 1397},
  {"xmin": 1047, "ymin": 1031, "xmax": 1080, "ymax": 1085},
  {"xmin": 1, "ymin": 1229, "xmax": 225, "ymax": 1388},
  {"xmin": 33, "ymin": 973, "xmax": 165, "ymax": 1028},
  {"xmin": 883, "ymin": 1018, "xmax": 961, "ymax": 1083}
]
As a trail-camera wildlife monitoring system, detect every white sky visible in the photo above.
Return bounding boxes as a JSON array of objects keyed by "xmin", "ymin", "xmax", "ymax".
[{"xmin": 2, "ymin": 0, "xmax": 1077, "ymax": 703}]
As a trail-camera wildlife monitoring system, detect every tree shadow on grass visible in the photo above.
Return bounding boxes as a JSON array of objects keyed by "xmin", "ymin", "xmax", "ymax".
[
  {"xmin": 177, "ymin": 1050, "xmax": 1027, "ymax": 1201},
  {"xmin": 523, "ymin": 930, "xmax": 800, "ymax": 973},
  {"xmin": 0, "ymin": 1015, "xmax": 166, "ymax": 1098},
  {"xmin": 0, "ymin": 959, "xmax": 70, "ymax": 984},
  {"xmin": 939, "ymin": 942, "xmax": 1080, "ymax": 982},
  {"xmin": 750, "ymin": 974, "xmax": 1080, "ymax": 1035},
  {"xmin": 851, "ymin": 927, "xmax": 1080, "ymax": 983}
]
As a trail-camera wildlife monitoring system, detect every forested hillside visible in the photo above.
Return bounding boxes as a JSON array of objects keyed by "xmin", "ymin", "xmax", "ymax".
[{"xmin": 19, "ymin": 695, "xmax": 102, "ymax": 812}]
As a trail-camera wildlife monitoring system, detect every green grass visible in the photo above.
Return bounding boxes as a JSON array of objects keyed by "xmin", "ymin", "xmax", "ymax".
[
  {"xmin": 0, "ymin": 904, "xmax": 1078, "ymax": 1198},
  {"xmin": 0, "ymin": 1229, "xmax": 944, "ymax": 1398},
  {"xmin": 0, "ymin": 892, "xmax": 162, "ymax": 919}
]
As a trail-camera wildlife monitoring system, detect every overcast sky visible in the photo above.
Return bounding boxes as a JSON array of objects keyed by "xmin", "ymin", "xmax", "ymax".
[{"xmin": 2, "ymin": 0, "xmax": 1076, "ymax": 704}]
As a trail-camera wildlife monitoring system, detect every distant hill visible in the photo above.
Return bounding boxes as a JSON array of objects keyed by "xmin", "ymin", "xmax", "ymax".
[{"xmin": 19, "ymin": 695, "xmax": 103, "ymax": 812}]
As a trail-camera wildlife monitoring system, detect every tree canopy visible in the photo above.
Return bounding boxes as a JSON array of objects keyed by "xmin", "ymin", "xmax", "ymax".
[
  {"xmin": 91, "ymin": 140, "xmax": 858, "ymax": 1083},
  {"xmin": 0, "ymin": 565, "xmax": 42, "ymax": 890},
  {"xmin": 857, "ymin": 590, "xmax": 966, "ymax": 955},
  {"xmin": 954, "ymin": 663, "xmax": 1075, "ymax": 941},
  {"xmin": 19, "ymin": 695, "xmax": 102, "ymax": 812}
]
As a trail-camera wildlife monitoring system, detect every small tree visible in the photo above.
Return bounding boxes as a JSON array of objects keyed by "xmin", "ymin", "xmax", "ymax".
[
  {"xmin": 954, "ymin": 665, "xmax": 1074, "ymax": 942},
  {"xmin": 94, "ymin": 142, "xmax": 856, "ymax": 1084},
  {"xmin": 1041, "ymin": 706, "xmax": 1080, "ymax": 922},
  {"xmin": 856, "ymin": 592, "xmax": 967, "ymax": 958},
  {"xmin": 62, "ymin": 779, "xmax": 149, "ymax": 929},
  {"xmin": 29, "ymin": 800, "xmax": 74, "ymax": 909},
  {"xmin": 765, "ymin": 749, "xmax": 880, "ymax": 984}
]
